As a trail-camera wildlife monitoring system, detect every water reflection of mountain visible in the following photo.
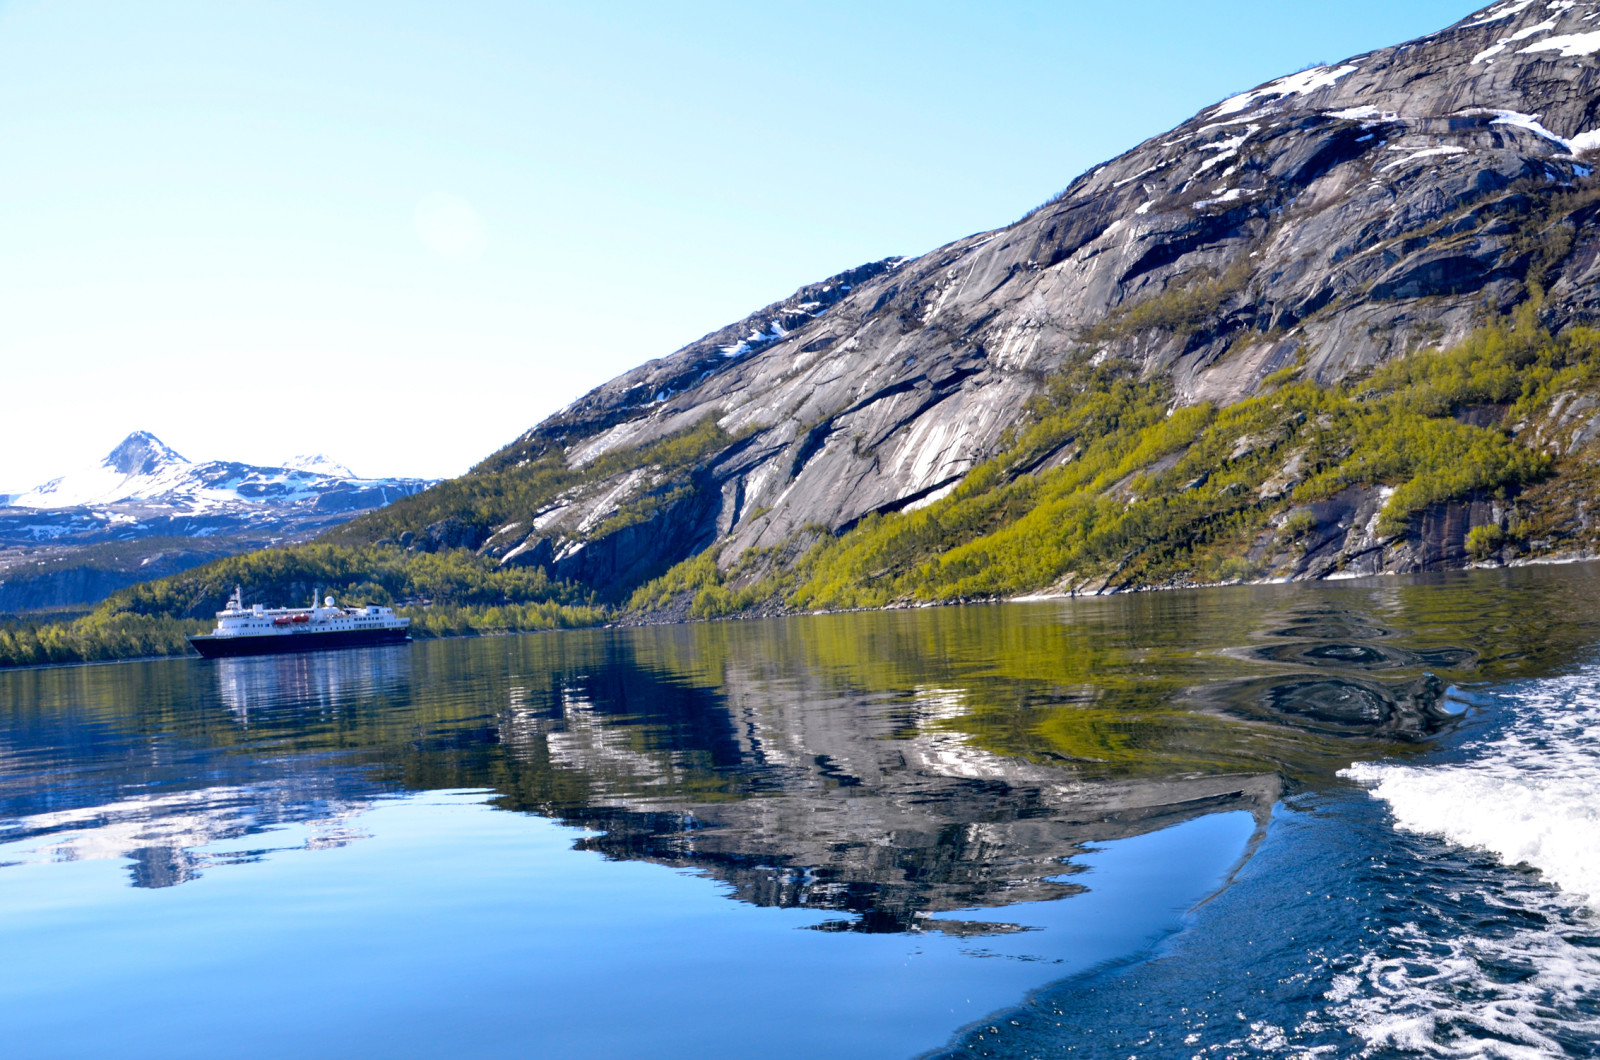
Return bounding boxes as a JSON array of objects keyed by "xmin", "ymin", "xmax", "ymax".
[
  {"xmin": 1, "ymin": 782, "xmax": 374, "ymax": 888},
  {"xmin": 518, "ymin": 668, "xmax": 1280, "ymax": 932},
  {"xmin": 3, "ymin": 566, "xmax": 1598, "ymax": 910},
  {"xmin": 0, "ymin": 649, "xmax": 412, "ymax": 888}
]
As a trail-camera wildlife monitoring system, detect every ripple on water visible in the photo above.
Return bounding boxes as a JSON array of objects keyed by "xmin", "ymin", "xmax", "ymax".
[
  {"xmin": 941, "ymin": 670, "xmax": 1600, "ymax": 1059},
  {"xmin": 1328, "ymin": 906, "xmax": 1600, "ymax": 1058}
]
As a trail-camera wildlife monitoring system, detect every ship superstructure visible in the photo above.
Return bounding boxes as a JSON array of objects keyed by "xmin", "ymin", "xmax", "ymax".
[{"xmin": 188, "ymin": 586, "xmax": 410, "ymax": 658}]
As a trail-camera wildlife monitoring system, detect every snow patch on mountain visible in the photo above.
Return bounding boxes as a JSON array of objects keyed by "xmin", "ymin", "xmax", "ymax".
[
  {"xmin": 1467, "ymin": 0, "xmax": 1539, "ymax": 27},
  {"xmin": 1473, "ymin": 17, "xmax": 1560, "ymax": 62},
  {"xmin": 6, "ymin": 432, "xmax": 430, "ymax": 516},
  {"xmin": 1522, "ymin": 30, "xmax": 1600, "ymax": 57},
  {"xmin": 1457, "ymin": 107, "xmax": 1600, "ymax": 156},
  {"xmin": 1211, "ymin": 64, "xmax": 1360, "ymax": 118},
  {"xmin": 283, "ymin": 454, "xmax": 356, "ymax": 478}
]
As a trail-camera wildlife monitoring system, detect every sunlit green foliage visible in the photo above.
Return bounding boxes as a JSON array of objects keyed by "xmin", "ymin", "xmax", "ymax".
[
  {"xmin": 399, "ymin": 600, "xmax": 606, "ymax": 638},
  {"xmin": 0, "ymin": 544, "xmax": 604, "ymax": 670},
  {"xmin": 1296, "ymin": 304, "xmax": 1597, "ymax": 531},
  {"xmin": 787, "ymin": 363, "xmax": 1251, "ymax": 608},
  {"xmin": 1081, "ymin": 260, "xmax": 1253, "ymax": 343},
  {"xmin": 0, "ymin": 612, "xmax": 207, "ymax": 668},
  {"xmin": 1466, "ymin": 524, "xmax": 1508, "ymax": 561},
  {"xmin": 783, "ymin": 307, "xmax": 1593, "ymax": 609},
  {"xmin": 628, "ymin": 547, "xmax": 789, "ymax": 619}
]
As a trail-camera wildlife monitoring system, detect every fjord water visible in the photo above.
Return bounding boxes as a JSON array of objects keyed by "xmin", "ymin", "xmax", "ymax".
[{"xmin": 4, "ymin": 569, "xmax": 1600, "ymax": 1058}]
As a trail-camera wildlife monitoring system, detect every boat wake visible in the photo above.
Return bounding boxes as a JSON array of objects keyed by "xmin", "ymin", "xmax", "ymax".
[
  {"xmin": 1322, "ymin": 887, "xmax": 1600, "ymax": 1057},
  {"xmin": 1345, "ymin": 673, "xmax": 1600, "ymax": 908},
  {"xmin": 1339, "ymin": 670, "xmax": 1600, "ymax": 1057}
]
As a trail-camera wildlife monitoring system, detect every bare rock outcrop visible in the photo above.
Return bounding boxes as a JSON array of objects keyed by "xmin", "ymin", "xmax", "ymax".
[{"xmin": 454, "ymin": 1, "xmax": 1600, "ymax": 596}]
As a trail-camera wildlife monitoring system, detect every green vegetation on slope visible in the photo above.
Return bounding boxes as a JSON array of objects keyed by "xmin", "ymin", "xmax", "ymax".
[
  {"xmin": 10, "ymin": 303, "xmax": 1600, "ymax": 671},
  {"xmin": 0, "ymin": 544, "xmax": 604, "ymax": 669},
  {"xmin": 0, "ymin": 610, "xmax": 210, "ymax": 670},
  {"xmin": 1080, "ymin": 260, "xmax": 1253, "ymax": 344},
  {"xmin": 639, "ymin": 305, "xmax": 1595, "ymax": 615},
  {"xmin": 627, "ymin": 547, "xmax": 793, "ymax": 620}
]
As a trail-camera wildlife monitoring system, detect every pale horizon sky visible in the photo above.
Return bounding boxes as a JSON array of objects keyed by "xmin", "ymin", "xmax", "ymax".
[{"xmin": 0, "ymin": 0, "xmax": 1478, "ymax": 490}]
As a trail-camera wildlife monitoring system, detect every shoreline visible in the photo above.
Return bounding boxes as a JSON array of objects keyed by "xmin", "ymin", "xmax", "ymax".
[{"xmin": 8, "ymin": 550, "xmax": 1600, "ymax": 674}]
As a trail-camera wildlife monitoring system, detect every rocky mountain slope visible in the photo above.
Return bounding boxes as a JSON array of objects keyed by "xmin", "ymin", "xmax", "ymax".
[
  {"xmin": 321, "ymin": 2, "xmax": 1600, "ymax": 606},
  {"xmin": 0, "ymin": 433, "xmax": 433, "ymax": 611}
]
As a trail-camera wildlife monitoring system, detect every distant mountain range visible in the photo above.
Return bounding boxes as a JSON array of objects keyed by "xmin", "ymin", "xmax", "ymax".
[
  {"xmin": 4, "ymin": 434, "xmax": 363, "ymax": 510},
  {"xmin": 2, "ymin": 431, "xmax": 432, "ymax": 543},
  {"xmin": 0, "ymin": 432, "xmax": 433, "ymax": 611}
]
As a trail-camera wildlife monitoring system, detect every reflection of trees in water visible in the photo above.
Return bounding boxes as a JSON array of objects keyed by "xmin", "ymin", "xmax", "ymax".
[
  {"xmin": 371, "ymin": 565, "xmax": 1600, "ymax": 930},
  {"xmin": 3, "ymin": 565, "xmax": 1598, "ymax": 912}
]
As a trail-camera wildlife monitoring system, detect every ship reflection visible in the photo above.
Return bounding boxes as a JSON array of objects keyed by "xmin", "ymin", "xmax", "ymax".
[
  {"xmin": 0, "ymin": 784, "xmax": 375, "ymax": 888},
  {"xmin": 0, "ymin": 648, "xmax": 413, "ymax": 889},
  {"xmin": 214, "ymin": 645, "xmax": 412, "ymax": 722}
]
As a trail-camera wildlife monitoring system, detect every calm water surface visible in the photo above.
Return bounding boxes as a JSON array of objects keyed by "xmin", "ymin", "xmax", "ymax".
[{"xmin": 4, "ymin": 566, "xmax": 1600, "ymax": 1058}]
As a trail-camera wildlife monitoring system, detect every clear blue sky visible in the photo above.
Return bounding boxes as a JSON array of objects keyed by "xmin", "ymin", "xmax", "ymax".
[{"xmin": 0, "ymin": 0, "xmax": 1479, "ymax": 487}]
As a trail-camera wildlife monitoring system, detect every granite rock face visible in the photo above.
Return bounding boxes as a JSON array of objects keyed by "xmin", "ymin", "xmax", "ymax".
[{"xmin": 475, "ymin": 1, "xmax": 1600, "ymax": 595}]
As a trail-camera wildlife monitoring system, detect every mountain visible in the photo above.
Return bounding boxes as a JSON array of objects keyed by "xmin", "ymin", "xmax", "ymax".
[
  {"xmin": 0, "ymin": 433, "xmax": 434, "ymax": 611},
  {"xmin": 283, "ymin": 454, "xmax": 356, "ymax": 478},
  {"xmin": 42, "ymin": 0, "xmax": 1600, "ymax": 640},
  {"xmin": 325, "ymin": 0, "xmax": 1600, "ymax": 610},
  {"xmin": 7, "ymin": 431, "xmax": 426, "ymax": 523}
]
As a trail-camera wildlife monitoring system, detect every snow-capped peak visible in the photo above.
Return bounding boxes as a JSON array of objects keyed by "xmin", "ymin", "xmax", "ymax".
[
  {"xmin": 103, "ymin": 431, "xmax": 189, "ymax": 476},
  {"xmin": 282, "ymin": 453, "xmax": 355, "ymax": 478},
  {"xmin": 4, "ymin": 432, "xmax": 416, "ymax": 514},
  {"xmin": 14, "ymin": 431, "xmax": 200, "ymax": 509},
  {"xmin": 0, "ymin": 431, "xmax": 437, "ymax": 550}
]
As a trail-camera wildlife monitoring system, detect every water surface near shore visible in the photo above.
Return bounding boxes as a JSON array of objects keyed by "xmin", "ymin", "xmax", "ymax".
[{"xmin": 3, "ymin": 566, "xmax": 1600, "ymax": 1058}]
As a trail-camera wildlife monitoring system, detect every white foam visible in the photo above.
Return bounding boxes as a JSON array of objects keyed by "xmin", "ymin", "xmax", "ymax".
[
  {"xmin": 1331, "ymin": 672, "xmax": 1600, "ymax": 1054},
  {"xmin": 1344, "ymin": 671, "xmax": 1600, "ymax": 908},
  {"xmin": 1332, "ymin": 915, "xmax": 1600, "ymax": 1057}
]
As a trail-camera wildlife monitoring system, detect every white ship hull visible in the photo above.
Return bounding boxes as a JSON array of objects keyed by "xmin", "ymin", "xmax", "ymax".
[{"xmin": 188, "ymin": 587, "xmax": 411, "ymax": 659}]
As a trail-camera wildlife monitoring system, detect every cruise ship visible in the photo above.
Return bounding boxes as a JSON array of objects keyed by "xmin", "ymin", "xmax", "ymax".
[{"xmin": 188, "ymin": 586, "xmax": 411, "ymax": 658}]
